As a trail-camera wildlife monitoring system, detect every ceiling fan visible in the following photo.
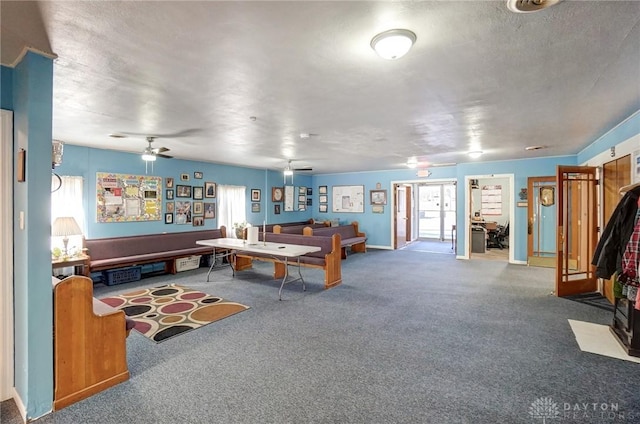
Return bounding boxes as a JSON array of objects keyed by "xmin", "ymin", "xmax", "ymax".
[
  {"xmin": 283, "ymin": 160, "xmax": 312, "ymax": 183},
  {"xmin": 141, "ymin": 136, "xmax": 173, "ymax": 162}
]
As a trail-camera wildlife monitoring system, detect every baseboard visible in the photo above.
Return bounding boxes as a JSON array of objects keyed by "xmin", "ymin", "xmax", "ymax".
[
  {"xmin": 512, "ymin": 260, "xmax": 527, "ymax": 265},
  {"xmin": 11, "ymin": 388, "xmax": 26, "ymax": 423},
  {"xmin": 365, "ymin": 245, "xmax": 392, "ymax": 250}
]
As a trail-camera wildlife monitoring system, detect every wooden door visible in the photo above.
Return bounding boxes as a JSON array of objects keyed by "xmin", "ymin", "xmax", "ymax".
[
  {"xmin": 395, "ymin": 185, "xmax": 408, "ymax": 249},
  {"xmin": 555, "ymin": 166, "xmax": 598, "ymax": 297},
  {"xmin": 602, "ymin": 155, "xmax": 631, "ymax": 302},
  {"xmin": 527, "ymin": 176, "xmax": 556, "ymax": 267}
]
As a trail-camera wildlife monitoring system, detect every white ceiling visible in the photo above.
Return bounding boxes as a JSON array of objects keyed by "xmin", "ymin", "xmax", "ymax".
[{"xmin": 2, "ymin": 1, "xmax": 639, "ymax": 174}]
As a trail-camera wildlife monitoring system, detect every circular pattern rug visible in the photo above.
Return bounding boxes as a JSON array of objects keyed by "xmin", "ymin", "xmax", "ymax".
[{"xmin": 100, "ymin": 284, "xmax": 249, "ymax": 342}]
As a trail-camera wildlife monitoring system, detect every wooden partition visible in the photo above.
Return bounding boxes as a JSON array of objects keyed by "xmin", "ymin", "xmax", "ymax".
[{"xmin": 53, "ymin": 276, "xmax": 129, "ymax": 410}]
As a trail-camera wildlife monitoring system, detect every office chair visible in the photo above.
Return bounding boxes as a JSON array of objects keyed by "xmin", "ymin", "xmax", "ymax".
[{"xmin": 486, "ymin": 222, "xmax": 506, "ymax": 249}]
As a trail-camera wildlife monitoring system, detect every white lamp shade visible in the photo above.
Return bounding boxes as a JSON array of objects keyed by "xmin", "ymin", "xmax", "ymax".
[
  {"xmin": 371, "ymin": 29, "xmax": 417, "ymax": 60},
  {"xmin": 142, "ymin": 153, "xmax": 157, "ymax": 161},
  {"xmin": 52, "ymin": 216, "xmax": 83, "ymax": 237}
]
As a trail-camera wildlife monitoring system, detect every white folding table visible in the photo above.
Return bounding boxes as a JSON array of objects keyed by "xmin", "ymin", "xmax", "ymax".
[{"xmin": 196, "ymin": 238, "xmax": 321, "ymax": 300}]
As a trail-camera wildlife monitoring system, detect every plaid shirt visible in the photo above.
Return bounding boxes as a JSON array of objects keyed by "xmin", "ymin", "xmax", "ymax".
[{"xmin": 621, "ymin": 210, "xmax": 640, "ymax": 286}]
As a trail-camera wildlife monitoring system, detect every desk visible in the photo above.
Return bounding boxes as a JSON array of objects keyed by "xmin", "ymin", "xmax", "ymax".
[
  {"xmin": 52, "ymin": 254, "xmax": 91, "ymax": 277},
  {"xmin": 196, "ymin": 238, "xmax": 321, "ymax": 300}
]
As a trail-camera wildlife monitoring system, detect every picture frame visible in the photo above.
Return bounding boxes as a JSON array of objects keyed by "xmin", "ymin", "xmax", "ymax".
[
  {"xmin": 165, "ymin": 177, "xmax": 174, "ymax": 188},
  {"xmin": 166, "ymin": 189, "xmax": 174, "ymax": 200},
  {"xmin": 298, "ymin": 204, "xmax": 306, "ymax": 211},
  {"xmin": 176, "ymin": 201, "xmax": 191, "ymax": 224},
  {"xmin": 194, "ymin": 171, "xmax": 203, "ymax": 179},
  {"xmin": 370, "ymin": 189, "xmax": 387, "ymax": 205},
  {"xmin": 166, "ymin": 202, "xmax": 175, "ymax": 213},
  {"xmin": 17, "ymin": 149, "xmax": 25, "ymax": 182},
  {"xmin": 251, "ymin": 202, "xmax": 260, "ymax": 213},
  {"xmin": 193, "ymin": 201, "xmax": 204, "ymax": 215},
  {"xmin": 180, "ymin": 173, "xmax": 189, "ymax": 181},
  {"xmin": 319, "ymin": 204, "xmax": 328, "ymax": 213},
  {"xmin": 307, "ymin": 188, "xmax": 312, "ymax": 196},
  {"xmin": 298, "ymin": 195, "xmax": 306, "ymax": 203},
  {"xmin": 372, "ymin": 205, "xmax": 384, "ymax": 214},
  {"xmin": 192, "ymin": 216, "xmax": 204, "ymax": 227},
  {"xmin": 298, "ymin": 186, "xmax": 306, "ymax": 195},
  {"xmin": 272, "ymin": 187, "xmax": 284, "ymax": 202},
  {"xmin": 251, "ymin": 189, "xmax": 261, "ymax": 202},
  {"xmin": 176, "ymin": 185, "xmax": 192, "ymax": 198},
  {"xmin": 204, "ymin": 202, "xmax": 215, "ymax": 219},
  {"xmin": 205, "ymin": 182, "xmax": 216, "ymax": 198},
  {"xmin": 274, "ymin": 204, "xmax": 281, "ymax": 214},
  {"xmin": 319, "ymin": 195, "xmax": 328, "ymax": 204},
  {"xmin": 319, "ymin": 185, "xmax": 327, "ymax": 195},
  {"xmin": 193, "ymin": 186, "xmax": 204, "ymax": 200},
  {"xmin": 306, "ymin": 198, "xmax": 312, "ymax": 206},
  {"xmin": 540, "ymin": 186, "xmax": 555, "ymax": 207},
  {"xmin": 164, "ymin": 213, "xmax": 173, "ymax": 224}
]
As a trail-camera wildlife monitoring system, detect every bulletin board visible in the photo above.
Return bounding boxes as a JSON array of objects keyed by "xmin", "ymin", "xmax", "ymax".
[
  {"xmin": 481, "ymin": 184, "xmax": 502, "ymax": 216},
  {"xmin": 96, "ymin": 172, "xmax": 162, "ymax": 222},
  {"xmin": 332, "ymin": 185, "xmax": 364, "ymax": 213}
]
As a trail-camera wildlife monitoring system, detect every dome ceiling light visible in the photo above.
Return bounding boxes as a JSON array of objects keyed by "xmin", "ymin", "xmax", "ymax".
[{"xmin": 370, "ymin": 29, "xmax": 417, "ymax": 60}]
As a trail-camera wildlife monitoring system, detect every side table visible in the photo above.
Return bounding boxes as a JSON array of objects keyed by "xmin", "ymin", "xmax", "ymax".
[{"xmin": 52, "ymin": 254, "xmax": 91, "ymax": 277}]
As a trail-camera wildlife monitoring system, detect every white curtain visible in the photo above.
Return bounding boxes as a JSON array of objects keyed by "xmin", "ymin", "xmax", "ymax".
[
  {"xmin": 217, "ymin": 185, "xmax": 246, "ymax": 238},
  {"xmin": 51, "ymin": 175, "xmax": 85, "ymax": 251}
]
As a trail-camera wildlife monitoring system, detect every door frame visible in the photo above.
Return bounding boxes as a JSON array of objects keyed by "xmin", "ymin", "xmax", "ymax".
[
  {"xmin": 463, "ymin": 173, "xmax": 516, "ymax": 262},
  {"xmin": 1, "ymin": 109, "xmax": 14, "ymax": 401},
  {"xmin": 390, "ymin": 178, "xmax": 455, "ymax": 249}
]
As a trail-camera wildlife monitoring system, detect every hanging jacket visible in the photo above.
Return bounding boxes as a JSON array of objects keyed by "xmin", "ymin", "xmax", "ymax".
[{"xmin": 591, "ymin": 186, "xmax": 640, "ymax": 279}]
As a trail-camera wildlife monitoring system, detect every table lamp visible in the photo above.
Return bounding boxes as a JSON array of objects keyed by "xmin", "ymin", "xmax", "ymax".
[{"xmin": 52, "ymin": 216, "xmax": 82, "ymax": 259}]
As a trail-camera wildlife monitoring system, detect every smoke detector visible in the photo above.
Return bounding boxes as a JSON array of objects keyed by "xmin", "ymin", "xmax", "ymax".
[{"xmin": 507, "ymin": 0, "xmax": 562, "ymax": 13}]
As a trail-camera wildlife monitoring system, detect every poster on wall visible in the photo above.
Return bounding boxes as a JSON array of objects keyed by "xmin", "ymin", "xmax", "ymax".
[
  {"xmin": 97, "ymin": 172, "xmax": 162, "ymax": 222},
  {"xmin": 481, "ymin": 184, "xmax": 502, "ymax": 216},
  {"xmin": 332, "ymin": 185, "xmax": 364, "ymax": 213},
  {"xmin": 284, "ymin": 185, "xmax": 295, "ymax": 211}
]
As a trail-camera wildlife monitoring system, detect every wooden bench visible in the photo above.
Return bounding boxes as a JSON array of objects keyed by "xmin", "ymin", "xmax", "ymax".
[
  {"xmin": 303, "ymin": 221, "xmax": 367, "ymax": 259},
  {"xmin": 234, "ymin": 232, "xmax": 342, "ymax": 290},
  {"xmin": 85, "ymin": 227, "xmax": 227, "ymax": 274},
  {"xmin": 53, "ymin": 275, "xmax": 131, "ymax": 410},
  {"xmin": 272, "ymin": 222, "xmax": 329, "ymax": 234}
]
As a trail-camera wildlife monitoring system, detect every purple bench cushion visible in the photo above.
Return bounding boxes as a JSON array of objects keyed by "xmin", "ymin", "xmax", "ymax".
[{"xmin": 312, "ymin": 225, "xmax": 366, "ymax": 246}]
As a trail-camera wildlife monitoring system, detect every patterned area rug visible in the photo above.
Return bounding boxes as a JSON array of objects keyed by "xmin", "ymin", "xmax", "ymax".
[{"xmin": 100, "ymin": 284, "xmax": 249, "ymax": 343}]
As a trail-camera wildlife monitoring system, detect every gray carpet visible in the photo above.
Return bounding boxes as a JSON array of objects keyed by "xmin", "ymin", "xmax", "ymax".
[{"xmin": 3, "ymin": 249, "xmax": 640, "ymax": 423}]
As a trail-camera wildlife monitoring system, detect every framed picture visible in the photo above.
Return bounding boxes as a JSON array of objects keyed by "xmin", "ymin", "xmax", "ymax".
[
  {"xmin": 306, "ymin": 198, "xmax": 312, "ymax": 206},
  {"xmin": 298, "ymin": 204, "xmax": 306, "ymax": 211},
  {"xmin": 319, "ymin": 185, "xmax": 327, "ymax": 195},
  {"xmin": 372, "ymin": 205, "xmax": 384, "ymax": 214},
  {"xmin": 319, "ymin": 204, "xmax": 328, "ymax": 213},
  {"xmin": 204, "ymin": 202, "xmax": 215, "ymax": 219},
  {"xmin": 307, "ymin": 188, "xmax": 312, "ymax": 196},
  {"xmin": 205, "ymin": 182, "xmax": 216, "ymax": 198},
  {"xmin": 319, "ymin": 195, "xmax": 328, "ymax": 204},
  {"xmin": 193, "ymin": 216, "xmax": 204, "ymax": 227},
  {"xmin": 298, "ymin": 195, "xmax": 306, "ymax": 203},
  {"xmin": 193, "ymin": 186, "xmax": 204, "ymax": 200},
  {"xmin": 17, "ymin": 149, "xmax": 25, "ymax": 182},
  {"xmin": 176, "ymin": 185, "xmax": 192, "ymax": 198},
  {"xmin": 298, "ymin": 186, "xmax": 306, "ymax": 195},
  {"xmin": 176, "ymin": 201, "xmax": 191, "ymax": 224},
  {"xmin": 252, "ymin": 202, "xmax": 260, "ymax": 213},
  {"xmin": 540, "ymin": 186, "xmax": 555, "ymax": 207},
  {"xmin": 370, "ymin": 189, "xmax": 387, "ymax": 205},
  {"xmin": 272, "ymin": 187, "xmax": 284, "ymax": 202},
  {"xmin": 166, "ymin": 202, "xmax": 175, "ymax": 213},
  {"xmin": 274, "ymin": 204, "xmax": 281, "ymax": 214},
  {"xmin": 166, "ymin": 189, "xmax": 174, "ymax": 200},
  {"xmin": 251, "ymin": 189, "xmax": 261, "ymax": 202},
  {"xmin": 194, "ymin": 171, "xmax": 203, "ymax": 179},
  {"xmin": 165, "ymin": 177, "xmax": 174, "ymax": 188},
  {"xmin": 180, "ymin": 173, "xmax": 189, "ymax": 181},
  {"xmin": 165, "ymin": 213, "xmax": 173, "ymax": 224},
  {"xmin": 193, "ymin": 201, "xmax": 204, "ymax": 215}
]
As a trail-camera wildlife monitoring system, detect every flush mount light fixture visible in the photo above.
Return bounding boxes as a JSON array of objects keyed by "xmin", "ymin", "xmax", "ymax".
[
  {"xmin": 371, "ymin": 29, "xmax": 417, "ymax": 60},
  {"xmin": 468, "ymin": 151, "xmax": 483, "ymax": 159},
  {"xmin": 406, "ymin": 157, "xmax": 418, "ymax": 168}
]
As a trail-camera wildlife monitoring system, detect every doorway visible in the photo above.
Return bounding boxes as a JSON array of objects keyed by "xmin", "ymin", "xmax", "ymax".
[
  {"xmin": 394, "ymin": 184, "xmax": 412, "ymax": 249},
  {"xmin": 527, "ymin": 176, "xmax": 557, "ymax": 268},
  {"xmin": 417, "ymin": 183, "xmax": 456, "ymax": 241}
]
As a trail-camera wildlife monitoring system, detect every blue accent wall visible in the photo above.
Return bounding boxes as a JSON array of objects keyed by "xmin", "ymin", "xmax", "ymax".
[
  {"xmin": 1, "ymin": 66, "xmax": 13, "ymax": 109},
  {"xmin": 55, "ymin": 145, "xmax": 314, "ymax": 238},
  {"xmin": 578, "ymin": 110, "xmax": 640, "ymax": 164},
  {"xmin": 12, "ymin": 52, "xmax": 54, "ymax": 419}
]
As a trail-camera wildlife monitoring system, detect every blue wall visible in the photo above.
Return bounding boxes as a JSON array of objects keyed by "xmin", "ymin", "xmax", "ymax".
[
  {"xmin": 1, "ymin": 66, "xmax": 13, "ymax": 109},
  {"xmin": 578, "ymin": 110, "xmax": 640, "ymax": 164},
  {"xmin": 11, "ymin": 52, "xmax": 54, "ymax": 419},
  {"xmin": 56, "ymin": 145, "xmax": 314, "ymax": 239}
]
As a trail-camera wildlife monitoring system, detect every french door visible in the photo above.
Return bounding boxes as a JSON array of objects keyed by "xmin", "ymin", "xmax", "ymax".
[{"xmin": 418, "ymin": 183, "xmax": 456, "ymax": 241}]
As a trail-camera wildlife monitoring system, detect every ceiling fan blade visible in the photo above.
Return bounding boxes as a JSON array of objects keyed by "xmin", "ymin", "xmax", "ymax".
[
  {"xmin": 294, "ymin": 167, "xmax": 313, "ymax": 171},
  {"xmin": 152, "ymin": 147, "xmax": 170, "ymax": 154},
  {"xmin": 121, "ymin": 128, "xmax": 202, "ymax": 138},
  {"xmin": 157, "ymin": 153, "xmax": 173, "ymax": 159}
]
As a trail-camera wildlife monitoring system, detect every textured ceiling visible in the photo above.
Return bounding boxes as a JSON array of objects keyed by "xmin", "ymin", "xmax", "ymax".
[{"xmin": 2, "ymin": 1, "xmax": 639, "ymax": 174}]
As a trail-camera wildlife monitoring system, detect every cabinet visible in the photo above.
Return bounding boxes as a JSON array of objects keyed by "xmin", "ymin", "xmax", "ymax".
[
  {"xmin": 611, "ymin": 297, "xmax": 640, "ymax": 357},
  {"xmin": 471, "ymin": 226, "xmax": 486, "ymax": 253}
]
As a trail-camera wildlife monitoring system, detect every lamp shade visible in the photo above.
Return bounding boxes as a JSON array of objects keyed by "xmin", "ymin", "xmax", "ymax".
[
  {"xmin": 371, "ymin": 29, "xmax": 417, "ymax": 60},
  {"xmin": 52, "ymin": 216, "xmax": 82, "ymax": 237}
]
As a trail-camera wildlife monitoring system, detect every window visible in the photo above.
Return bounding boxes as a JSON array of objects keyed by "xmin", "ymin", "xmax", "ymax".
[
  {"xmin": 217, "ymin": 185, "xmax": 246, "ymax": 238},
  {"xmin": 51, "ymin": 176, "xmax": 85, "ymax": 251}
]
